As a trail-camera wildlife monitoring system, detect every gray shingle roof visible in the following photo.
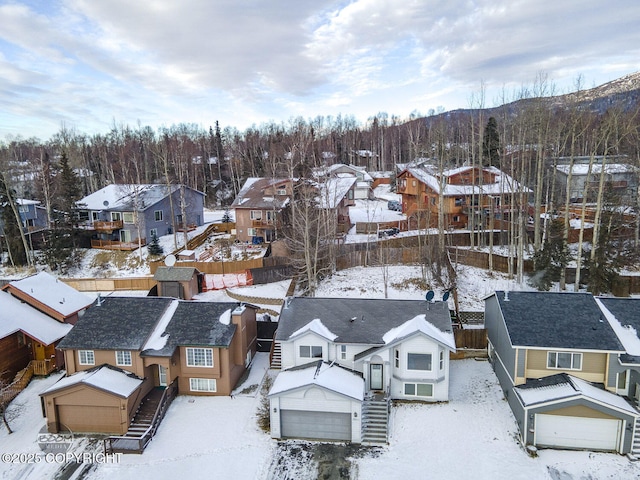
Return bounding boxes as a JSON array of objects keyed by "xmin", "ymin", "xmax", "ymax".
[
  {"xmin": 275, "ymin": 297, "xmax": 452, "ymax": 344},
  {"xmin": 494, "ymin": 291, "xmax": 624, "ymax": 351},
  {"xmin": 230, "ymin": 178, "xmax": 291, "ymax": 209},
  {"xmin": 145, "ymin": 302, "xmax": 239, "ymax": 356},
  {"xmin": 154, "ymin": 266, "xmax": 199, "ymax": 282},
  {"xmin": 58, "ymin": 297, "xmax": 175, "ymax": 350}
]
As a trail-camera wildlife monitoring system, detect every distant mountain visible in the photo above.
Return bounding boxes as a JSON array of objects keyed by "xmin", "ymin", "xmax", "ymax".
[{"xmin": 427, "ymin": 71, "xmax": 640, "ymax": 122}]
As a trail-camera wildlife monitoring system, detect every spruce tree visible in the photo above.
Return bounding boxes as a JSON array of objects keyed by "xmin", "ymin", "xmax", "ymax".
[
  {"xmin": 482, "ymin": 117, "xmax": 500, "ymax": 168},
  {"xmin": 147, "ymin": 233, "xmax": 164, "ymax": 256}
]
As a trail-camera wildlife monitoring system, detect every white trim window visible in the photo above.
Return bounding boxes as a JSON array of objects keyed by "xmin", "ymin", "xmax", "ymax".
[
  {"xmin": 186, "ymin": 347, "xmax": 214, "ymax": 367},
  {"xmin": 154, "ymin": 210, "xmax": 163, "ymax": 222},
  {"xmin": 439, "ymin": 350, "xmax": 444, "ymax": 370},
  {"xmin": 123, "ymin": 212, "xmax": 135, "ymax": 224},
  {"xmin": 250, "ymin": 210, "xmax": 262, "ymax": 220},
  {"xmin": 78, "ymin": 350, "xmax": 95, "ymax": 365},
  {"xmin": 547, "ymin": 351, "xmax": 582, "ymax": 370},
  {"xmin": 340, "ymin": 345, "xmax": 347, "ymax": 360},
  {"xmin": 300, "ymin": 345, "xmax": 322, "ymax": 358},
  {"xmin": 110, "ymin": 212, "xmax": 122, "ymax": 221},
  {"xmin": 247, "ymin": 228, "xmax": 257, "ymax": 237},
  {"xmin": 404, "ymin": 382, "xmax": 434, "ymax": 397},
  {"xmin": 407, "ymin": 353, "xmax": 432, "ymax": 371},
  {"xmin": 150, "ymin": 228, "xmax": 158, "ymax": 238},
  {"xmin": 189, "ymin": 378, "xmax": 217, "ymax": 392},
  {"xmin": 394, "ymin": 349, "xmax": 400, "ymax": 368},
  {"xmin": 115, "ymin": 350, "xmax": 132, "ymax": 366}
]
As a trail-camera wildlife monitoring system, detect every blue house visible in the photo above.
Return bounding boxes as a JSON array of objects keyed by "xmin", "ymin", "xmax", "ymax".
[
  {"xmin": 76, "ymin": 184, "xmax": 205, "ymax": 249},
  {"xmin": 0, "ymin": 198, "xmax": 49, "ymax": 236}
]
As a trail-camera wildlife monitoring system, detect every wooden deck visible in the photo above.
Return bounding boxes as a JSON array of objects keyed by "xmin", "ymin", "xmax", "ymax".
[{"xmin": 91, "ymin": 238, "xmax": 146, "ymax": 250}]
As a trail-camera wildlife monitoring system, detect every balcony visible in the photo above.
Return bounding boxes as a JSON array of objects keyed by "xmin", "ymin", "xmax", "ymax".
[
  {"xmin": 92, "ymin": 220, "xmax": 124, "ymax": 232},
  {"xmin": 252, "ymin": 219, "xmax": 273, "ymax": 228}
]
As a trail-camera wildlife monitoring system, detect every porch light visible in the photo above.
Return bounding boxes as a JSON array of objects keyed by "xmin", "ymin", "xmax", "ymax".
[
  {"xmin": 273, "ymin": 407, "xmax": 277, "ymax": 413},
  {"xmin": 353, "ymin": 412, "xmax": 357, "ymax": 418}
]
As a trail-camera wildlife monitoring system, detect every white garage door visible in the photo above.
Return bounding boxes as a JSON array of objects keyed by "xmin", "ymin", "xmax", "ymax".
[
  {"xmin": 281, "ymin": 410, "xmax": 351, "ymax": 441},
  {"xmin": 535, "ymin": 414, "xmax": 621, "ymax": 451}
]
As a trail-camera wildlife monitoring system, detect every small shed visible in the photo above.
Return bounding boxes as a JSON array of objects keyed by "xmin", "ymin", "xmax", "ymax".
[
  {"xmin": 178, "ymin": 249, "xmax": 196, "ymax": 261},
  {"xmin": 154, "ymin": 266, "xmax": 200, "ymax": 300}
]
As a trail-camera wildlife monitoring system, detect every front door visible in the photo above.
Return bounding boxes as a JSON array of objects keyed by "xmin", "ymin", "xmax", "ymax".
[
  {"xmin": 158, "ymin": 365, "xmax": 167, "ymax": 387},
  {"xmin": 34, "ymin": 342, "xmax": 45, "ymax": 361},
  {"xmin": 370, "ymin": 364, "xmax": 383, "ymax": 391},
  {"xmin": 119, "ymin": 229, "xmax": 131, "ymax": 243}
]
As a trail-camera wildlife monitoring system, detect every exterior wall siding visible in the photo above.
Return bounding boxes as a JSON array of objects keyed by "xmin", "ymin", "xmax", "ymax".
[
  {"xmin": 484, "ymin": 295, "xmax": 517, "ymax": 384},
  {"xmin": 525, "ymin": 350, "xmax": 607, "ymax": 384}
]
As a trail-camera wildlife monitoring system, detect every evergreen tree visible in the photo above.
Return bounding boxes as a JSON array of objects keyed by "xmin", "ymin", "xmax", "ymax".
[
  {"xmin": 584, "ymin": 210, "xmax": 623, "ymax": 295},
  {"xmin": 482, "ymin": 116, "xmax": 500, "ymax": 168},
  {"xmin": 221, "ymin": 208, "xmax": 232, "ymax": 223},
  {"xmin": 529, "ymin": 219, "xmax": 572, "ymax": 290},
  {"xmin": 147, "ymin": 232, "xmax": 164, "ymax": 256},
  {"xmin": 42, "ymin": 152, "xmax": 83, "ymax": 272}
]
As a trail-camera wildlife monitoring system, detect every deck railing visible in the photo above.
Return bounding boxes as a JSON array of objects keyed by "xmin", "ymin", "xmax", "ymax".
[{"xmin": 104, "ymin": 379, "xmax": 178, "ymax": 455}]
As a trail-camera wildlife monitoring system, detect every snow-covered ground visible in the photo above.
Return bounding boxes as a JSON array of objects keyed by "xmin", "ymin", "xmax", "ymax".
[{"xmin": 2, "ymin": 356, "xmax": 638, "ymax": 480}]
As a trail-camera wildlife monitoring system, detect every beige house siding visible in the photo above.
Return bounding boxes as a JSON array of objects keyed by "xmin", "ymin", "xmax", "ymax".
[
  {"xmin": 541, "ymin": 405, "xmax": 618, "ymax": 420},
  {"xmin": 524, "ymin": 350, "xmax": 608, "ymax": 384}
]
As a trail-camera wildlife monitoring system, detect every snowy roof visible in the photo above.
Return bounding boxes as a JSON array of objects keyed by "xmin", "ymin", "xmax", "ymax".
[
  {"xmin": 555, "ymin": 163, "xmax": 636, "ymax": 176},
  {"xmin": 268, "ymin": 361, "xmax": 364, "ymax": 401},
  {"xmin": 40, "ymin": 365, "xmax": 143, "ymax": 398},
  {"xmin": 490, "ymin": 291, "xmax": 624, "ymax": 352},
  {"xmin": 0, "ymin": 292, "xmax": 72, "ymax": 345},
  {"xmin": 289, "ymin": 319, "xmax": 338, "ymax": 341},
  {"xmin": 16, "ymin": 198, "xmax": 40, "ymax": 205},
  {"xmin": 316, "ymin": 177, "xmax": 356, "ymax": 209},
  {"xmin": 514, "ymin": 374, "xmax": 638, "ymax": 415},
  {"xmin": 382, "ymin": 314, "xmax": 456, "ymax": 350},
  {"xmin": 230, "ymin": 178, "xmax": 292, "ymax": 209},
  {"xmin": 400, "ymin": 165, "xmax": 528, "ymax": 196},
  {"xmin": 596, "ymin": 297, "xmax": 640, "ymax": 357},
  {"xmin": 276, "ymin": 298, "xmax": 452, "ymax": 345},
  {"xmin": 7, "ymin": 272, "xmax": 93, "ymax": 317},
  {"xmin": 77, "ymin": 184, "xmax": 203, "ymax": 212},
  {"xmin": 142, "ymin": 300, "xmax": 179, "ymax": 351}
]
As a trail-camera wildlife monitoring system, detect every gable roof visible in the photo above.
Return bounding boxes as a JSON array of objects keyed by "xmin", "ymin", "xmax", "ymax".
[
  {"xmin": 143, "ymin": 302, "xmax": 239, "ymax": 357},
  {"xmin": 230, "ymin": 177, "xmax": 291, "ymax": 210},
  {"xmin": 154, "ymin": 266, "xmax": 199, "ymax": 282},
  {"xmin": 514, "ymin": 373, "xmax": 638, "ymax": 415},
  {"xmin": 40, "ymin": 364, "xmax": 143, "ymax": 398},
  {"xmin": 399, "ymin": 165, "xmax": 527, "ymax": 197},
  {"xmin": 276, "ymin": 298, "xmax": 452, "ymax": 345},
  {"xmin": 316, "ymin": 177, "xmax": 356, "ymax": 209},
  {"xmin": 596, "ymin": 297, "xmax": 640, "ymax": 361},
  {"xmin": 77, "ymin": 184, "xmax": 203, "ymax": 212},
  {"xmin": 58, "ymin": 297, "xmax": 176, "ymax": 350},
  {"xmin": 0, "ymin": 291, "xmax": 72, "ymax": 345},
  {"xmin": 490, "ymin": 291, "xmax": 624, "ymax": 352},
  {"xmin": 268, "ymin": 361, "xmax": 364, "ymax": 401},
  {"xmin": 5, "ymin": 272, "xmax": 93, "ymax": 318}
]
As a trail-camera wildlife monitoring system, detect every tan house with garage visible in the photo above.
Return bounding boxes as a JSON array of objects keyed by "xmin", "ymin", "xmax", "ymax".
[{"xmin": 41, "ymin": 296, "xmax": 257, "ymax": 435}]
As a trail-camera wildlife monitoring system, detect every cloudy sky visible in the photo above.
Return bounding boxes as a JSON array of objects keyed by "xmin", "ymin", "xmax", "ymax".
[{"xmin": 1, "ymin": 0, "xmax": 639, "ymax": 140}]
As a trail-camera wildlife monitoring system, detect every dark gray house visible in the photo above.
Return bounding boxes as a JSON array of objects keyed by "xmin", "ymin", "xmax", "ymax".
[
  {"xmin": 485, "ymin": 291, "xmax": 640, "ymax": 455},
  {"xmin": 76, "ymin": 184, "xmax": 204, "ymax": 249}
]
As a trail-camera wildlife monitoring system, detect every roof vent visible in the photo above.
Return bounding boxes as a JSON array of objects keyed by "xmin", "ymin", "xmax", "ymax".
[
  {"xmin": 96, "ymin": 293, "xmax": 102, "ymax": 307},
  {"xmin": 504, "ymin": 291, "xmax": 510, "ymax": 302}
]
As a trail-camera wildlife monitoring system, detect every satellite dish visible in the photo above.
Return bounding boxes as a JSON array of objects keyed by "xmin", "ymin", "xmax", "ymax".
[
  {"xmin": 164, "ymin": 254, "xmax": 176, "ymax": 267},
  {"xmin": 103, "ymin": 200, "xmax": 109, "ymax": 207},
  {"xmin": 426, "ymin": 290, "xmax": 435, "ymax": 302},
  {"xmin": 443, "ymin": 291, "xmax": 450, "ymax": 302}
]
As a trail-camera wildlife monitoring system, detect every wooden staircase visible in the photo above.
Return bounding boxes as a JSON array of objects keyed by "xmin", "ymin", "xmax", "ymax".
[
  {"xmin": 361, "ymin": 396, "xmax": 389, "ymax": 445},
  {"xmin": 632, "ymin": 416, "xmax": 640, "ymax": 458},
  {"xmin": 125, "ymin": 388, "xmax": 164, "ymax": 438},
  {"xmin": 270, "ymin": 341, "xmax": 282, "ymax": 369}
]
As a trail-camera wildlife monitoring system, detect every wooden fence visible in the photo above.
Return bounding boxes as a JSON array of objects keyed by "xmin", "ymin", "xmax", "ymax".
[
  {"xmin": 454, "ymin": 328, "xmax": 487, "ymax": 350},
  {"xmin": 149, "ymin": 257, "xmax": 264, "ymax": 275},
  {"xmin": 1, "ymin": 363, "xmax": 34, "ymax": 407},
  {"xmin": 447, "ymin": 247, "xmax": 534, "ymax": 274},
  {"xmin": 61, "ymin": 277, "xmax": 157, "ymax": 292}
]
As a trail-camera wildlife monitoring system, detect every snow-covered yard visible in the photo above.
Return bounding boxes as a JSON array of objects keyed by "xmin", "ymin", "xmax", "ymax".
[{"xmin": 1, "ymin": 357, "xmax": 638, "ymax": 480}]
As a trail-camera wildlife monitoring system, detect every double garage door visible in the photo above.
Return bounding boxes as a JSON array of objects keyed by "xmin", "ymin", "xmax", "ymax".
[
  {"xmin": 280, "ymin": 410, "xmax": 351, "ymax": 441},
  {"xmin": 535, "ymin": 414, "xmax": 622, "ymax": 452}
]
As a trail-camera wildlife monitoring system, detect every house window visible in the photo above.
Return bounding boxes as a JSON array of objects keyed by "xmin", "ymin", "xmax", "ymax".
[
  {"xmin": 123, "ymin": 212, "xmax": 135, "ymax": 224},
  {"xmin": 348, "ymin": 190, "xmax": 354, "ymax": 200},
  {"xmin": 17, "ymin": 332, "xmax": 26, "ymax": 347},
  {"xmin": 266, "ymin": 211, "xmax": 275, "ymax": 223},
  {"xmin": 150, "ymin": 228, "xmax": 158, "ymax": 238},
  {"xmin": 247, "ymin": 228, "xmax": 257, "ymax": 237},
  {"xmin": 176, "ymin": 214, "xmax": 183, "ymax": 224},
  {"xmin": 78, "ymin": 350, "xmax": 95, "ymax": 365},
  {"xmin": 439, "ymin": 350, "xmax": 444, "ymax": 370},
  {"xmin": 407, "ymin": 353, "xmax": 432, "ymax": 371},
  {"xmin": 412, "ymin": 180, "xmax": 417, "ymax": 187},
  {"xmin": 547, "ymin": 351, "xmax": 582, "ymax": 370},
  {"xmin": 250, "ymin": 210, "xmax": 262, "ymax": 220},
  {"xmin": 276, "ymin": 187, "xmax": 287, "ymax": 195},
  {"xmin": 455, "ymin": 197, "xmax": 464, "ymax": 207},
  {"xmin": 115, "ymin": 351, "xmax": 132, "ymax": 366},
  {"xmin": 452, "ymin": 215, "xmax": 460, "ymax": 223},
  {"xmin": 189, "ymin": 378, "xmax": 217, "ymax": 392},
  {"xmin": 340, "ymin": 345, "xmax": 347, "ymax": 360},
  {"xmin": 404, "ymin": 383, "xmax": 434, "ymax": 397},
  {"xmin": 300, "ymin": 346, "xmax": 322, "ymax": 358},
  {"xmin": 395, "ymin": 349, "xmax": 399, "ymax": 368},
  {"xmin": 186, "ymin": 347, "xmax": 213, "ymax": 367},
  {"xmin": 18, "ymin": 205, "xmax": 29, "ymax": 214},
  {"xmin": 430, "ymin": 197, "xmax": 436, "ymax": 205},
  {"xmin": 92, "ymin": 211, "xmax": 100, "ymax": 221},
  {"xmin": 111, "ymin": 212, "xmax": 122, "ymax": 221},
  {"xmin": 154, "ymin": 210, "xmax": 163, "ymax": 222}
]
